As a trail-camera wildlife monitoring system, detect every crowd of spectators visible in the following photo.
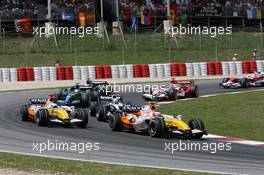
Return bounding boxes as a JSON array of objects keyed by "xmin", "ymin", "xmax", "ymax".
[
  {"xmin": 1, "ymin": 0, "xmax": 264, "ymax": 20},
  {"xmin": 0, "ymin": 0, "xmax": 39, "ymax": 19}
]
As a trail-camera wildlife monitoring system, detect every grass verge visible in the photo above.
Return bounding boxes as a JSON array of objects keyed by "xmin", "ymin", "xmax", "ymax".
[
  {"xmin": 158, "ymin": 90, "xmax": 264, "ymax": 141},
  {"xmin": 0, "ymin": 152, "xmax": 214, "ymax": 175}
]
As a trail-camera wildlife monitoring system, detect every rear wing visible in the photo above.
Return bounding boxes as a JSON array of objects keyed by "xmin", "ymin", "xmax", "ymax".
[
  {"xmin": 123, "ymin": 105, "xmax": 142, "ymax": 113},
  {"xmin": 99, "ymin": 96, "xmax": 122, "ymax": 102},
  {"xmin": 173, "ymin": 80, "xmax": 194, "ymax": 85},
  {"xmin": 29, "ymin": 98, "xmax": 47, "ymax": 105}
]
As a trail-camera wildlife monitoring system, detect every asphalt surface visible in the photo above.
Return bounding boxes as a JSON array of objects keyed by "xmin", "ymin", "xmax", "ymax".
[{"xmin": 0, "ymin": 79, "xmax": 264, "ymax": 175}]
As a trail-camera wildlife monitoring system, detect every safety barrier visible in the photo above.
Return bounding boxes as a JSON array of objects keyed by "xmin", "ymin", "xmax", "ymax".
[{"xmin": 1, "ymin": 60, "xmax": 264, "ymax": 82}]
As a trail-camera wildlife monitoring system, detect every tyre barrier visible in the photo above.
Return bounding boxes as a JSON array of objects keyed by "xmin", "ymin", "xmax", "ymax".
[
  {"xmin": 95, "ymin": 65, "xmax": 104, "ymax": 79},
  {"xmin": 200, "ymin": 62, "xmax": 208, "ymax": 76},
  {"xmin": 57, "ymin": 67, "xmax": 65, "ymax": 81},
  {"xmin": 133, "ymin": 64, "xmax": 142, "ymax": 78},
  {"xmin": 215, "ymin": 62, "xmax": 222, "ymax": 75},
  {"xmin": 228, "ymin": 61, "xmax": 237, "ymax": 75},
  {"xmin": 171, "ymin": 64, "xmax": 180, "ymax": 76},
  {"xmin": 104, "ymin": 65, "xmax": 112, "ymax": 79},
  {"xmin": 141, "ymin": 64, "xmax": 150, "ymax": 78},
  {"xmin": 118, "ymin": 65, "xmax": 126, "ymax": 79},
  {"xmin": 179, "ymin": 63, "xmax": 187, "ymax": 76},
  {"xmin": 49, "ymin": 67, "xmax": 57, "ymax": 81},
  {"xmin": 1, "ymin": 60, "xmax": 264, "ymax": 83},
  {"xmin": 207, "ymin": 62, "xmax": 216, "ymax": 75},
  {"xmin": 0, "ymin": 69, "xmax": 2, "ymax": 82},
  {"xmin": 193, "ymin": 63, "xmax": 201, "ymax": 76},
  {"xmin": 73, "ymin": 66, "xmax": 81, "ymax": 80},
  {"xmin": 88, "ymin": 66, "xmax": 96, "ymax": 79},
  {"xmin": 34, "ymin": 67, "xmax": 42, "ymax": 81},
  {"xmin": 156, "ymin": 64, "xmax": 164, "ymax": 78},
  {"xmin": 242, "ymin": 61, "xmax": 251, "ymax": 74},
  {"xmin": 17, "ymin": 67, "xmax": 27, "ymax": 81},
  {"xmin": 80, "ymin": 66, "xmax": 89, "ymax": 80},
  {"xmin": 65, "ymin": 66, "xmax": 73, "ymax": 80},
  {"xmin": 126, "ymin": 64, "xmax": 134, "ymax": 78},
  {"xmin": 111, "ymin": 65, "xmax": 119, "ymax": 79},
  {"xmin": 2, "ymin": 68, "xmax": 10, "ymax": 82},
  {"xmin": 26, "ymin": 67, "xmax": 35, "ymax": 81},
  {"xmin": 249, "ymin": 61, "xmax": 257, "ymax": 73},
  {"xmin": 256, "ymin": 60, "xmax": 264, "ymax": 72},
  {"xmin": 149, "ymin": 64, "xmax": 157, "ymax": 78},
  {"xmin": 235, "ymin": 61, "xmax": 243, "ymax": 75},
  {"xmin": 42, "ymin": 67, "xmax": 50, "ymax": 81},
  {"xmin": 163, "ymin": 63, "xmax": 171, "ymax": 77},
  {"xmin": 10, "ymin": 68, "xmax": 18, "ymax": 82},
  {"xmin": 222, "ymin": 62, "xmax": 229, "ymax": 76},
  {"xmin": 186, "ymin": 63, "xmax": 194, "ymax": 76}
]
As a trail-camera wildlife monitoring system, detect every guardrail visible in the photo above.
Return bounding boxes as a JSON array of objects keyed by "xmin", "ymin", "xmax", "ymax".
[{"xmin": 0, "ymin": 60, "xmax": 263, "ymax": 82}]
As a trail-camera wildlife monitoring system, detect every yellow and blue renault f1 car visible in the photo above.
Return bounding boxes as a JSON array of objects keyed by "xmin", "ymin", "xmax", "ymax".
[
  {"xmin": 109, "ymin": 104, "xmax": 207, "ymax": 139},
  {"xmin": 20, "ymin": 96, "xmax": 89, "ymax": 128}
]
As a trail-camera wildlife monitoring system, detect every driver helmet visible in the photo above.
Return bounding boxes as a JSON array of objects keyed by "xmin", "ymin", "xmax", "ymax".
[
  {"xmin": 149, "ymin": 102, "xmax": 156, "ymax": 110},
  {"xmin": 118, "ymin": 102, "xmax": 123, "ymax": 109},
  {"xmin": 74, "ymin": 89, "xmax": 80, "ymax": 94},
  {"xmin": 175, "ymin": 115, "xmax": 183, "ymax": 120}
]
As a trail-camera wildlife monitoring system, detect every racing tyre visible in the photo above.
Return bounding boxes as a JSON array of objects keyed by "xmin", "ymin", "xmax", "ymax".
[
  {"xmin": 148, "ymin": 118, "xmax": 165, "ymax": 138},
  {"xmin": 190, "ymin": 86, "xmax": 199, "ymax": 97},
  {"xmin": 90, "ymin": 101, "xmax": 97, "ymax": 116},
  {"xmin": 91, "ymin": 91, "xmax": 99, "ymax": 101},
  {"xmin": 96, "ymin": 105, "xmax": 106, "ymax": 121},
  {"xmin": 75, "ymin": 109, "xmax": 89, "ymax": 128},
  {"xmin": 35, "ymin": 109, "xmax": 49, "ymax": 127},
  {"xmin": 240, "ymin": 78, "xmax": 249, "ymax": 88},
  {"xmin": 168, "ymin": 88, "xmax": 177, "ymax": 101},
  {"xmin": 188, "ymin": 119, "xmax": 205, "ymax": 139},
  {"xmin": 109, "ymin": 112, "xmax": 122, "ymax": 131},
  {"xmin": 20, "ymin": 104, "xmax": 29, "ymax": 121},
  {"xmin": 81, "ymin": 93, "xmax": 91, "ymax": 107}
]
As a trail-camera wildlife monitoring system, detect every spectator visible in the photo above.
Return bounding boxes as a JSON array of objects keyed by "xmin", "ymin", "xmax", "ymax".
[
  {"xmin": 232, "ymin": 53, "xmax": 239, "ymax": 61},
  {"xmin": 252, "ymin": 49, "xmax": 257, "ymax": 60}
]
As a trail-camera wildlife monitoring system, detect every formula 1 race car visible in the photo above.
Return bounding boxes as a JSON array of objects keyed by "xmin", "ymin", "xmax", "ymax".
[
  {"xmin": 142, "ymin": 85, "xmax": 177, "ymax": 101},
  {"xmin": 20, "ymin": 98, "xmax": 89, "ymax": 128},
  {"xmin": 95, "ymin": 96, "xmax": 142, "ymax": 121},
  {"xmin": 170, "ymin": 80, "xmax": 199, "ymax": 98},
  {"xmin": 109, "ymin": 105, "xmax": 207, "ymax": 139},
  {"xmin": 219, "ymin": 72, "xmax": 264, "ymax": 89}
]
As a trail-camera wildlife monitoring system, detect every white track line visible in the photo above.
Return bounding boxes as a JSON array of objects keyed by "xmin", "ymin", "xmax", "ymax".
[{"xmin": 0, "ymin": 149, "xmax": 237, "ymax": 175}]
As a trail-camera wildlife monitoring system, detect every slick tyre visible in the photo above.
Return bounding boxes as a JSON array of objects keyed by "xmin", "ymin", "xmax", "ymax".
[
  {"xmin": 190, "ymin": 86, "xmax": 199, "ymax": 97},
  {"xmin": 90, "ymin": 101, "xmax": 97, "ymax": 116},
  {"xmin": 35, "ymin": 109, "xmax": 49, "ymax": 127},
  {"xmin": 81, "ymin": 93, "xmax": 91, "ymax": 108},
  {"xmin": 240, "ymin": 78, "xmax": 249, "ymax": 88},
  {"xmin": 148, "ymin": 118, "xmax": 165, "ymax": 138},
  {"xmin": 20, "ymin": 104, "xmax": 29, "ymax": 121},
  {"xmin": 96, "ymin": 105, "xmax": 106, "ymax": 121},
  {"xmin": 109, "ymin": 112, "xmax": 122, "ymax": 131},
  {"xmin": 168, "ymin": 88, "xmax": 177, "ymax": 101},
  {"xmin": 188, "ymin": 119, "xmax": 205, "ymax": 139},
  {"xmin": 75, "ymin": 109, "xmax": 89, "ymax": 128}
]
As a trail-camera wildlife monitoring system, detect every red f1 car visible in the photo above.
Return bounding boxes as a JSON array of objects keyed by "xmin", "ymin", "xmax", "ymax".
[
  {"xmin": 219, "ymin": 72, "xmax": 264, "ymax": 89},
  {"xmin": 170, "ymin": 79, "xmax": 199, "ymax": 98},
  {"xmin": 142, "ymin": 79, "xmax": 199, "ymax": 101}
]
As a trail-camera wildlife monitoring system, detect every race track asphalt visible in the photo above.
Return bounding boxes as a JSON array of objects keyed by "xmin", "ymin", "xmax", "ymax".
[{"xmin": 0, "ymin": 79, "xmax": 263, "ymax": 175}]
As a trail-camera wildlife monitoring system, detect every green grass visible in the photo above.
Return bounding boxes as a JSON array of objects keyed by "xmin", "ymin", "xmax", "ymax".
[
  {"xmin": 0, "ymin": 31, "xmax": 263, "ymax": 67},
  {"xmin": 0, "ymin": 152, "xmax": 213, "ymax": 175},
  {"xmin": 157, "ymin": 91, "xmax": 264, "ymax": 141}
]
